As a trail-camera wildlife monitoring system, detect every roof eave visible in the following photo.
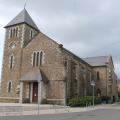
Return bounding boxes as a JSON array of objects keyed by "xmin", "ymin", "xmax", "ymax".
[
  {"xmin": 92, "ymin": 65, "xmax": 107, "ymax": 67},
  {"xmin": 4, "ymin": 22, "xmax": 39, "ymax": 31}
]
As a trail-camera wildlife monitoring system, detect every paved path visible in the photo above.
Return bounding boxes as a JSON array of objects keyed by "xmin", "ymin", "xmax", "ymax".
[
  {"xmin": 0, "ymin": 109, "xmax": 120, "ymax": 120},
  {"xmin": 0, "ymin": 103, "xmax": 119, "ymax": 117},
  {"xmin": 0, "ymin": 103, "xmax": 96, "ymax": 116}
]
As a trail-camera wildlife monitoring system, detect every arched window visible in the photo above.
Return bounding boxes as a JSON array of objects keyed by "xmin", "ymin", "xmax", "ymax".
[
  {"xmin": 74, "ymin": 79, "xmax": 78, "ymax": 96},
  {"xmin": 8, "ymin": 81, "xmax": 12, "ymax": 93},
  {"xmin": 10, "ymin": 55, "xmax": 14, "ymax": 69},
  {"xmin": 16, "ymin": 27, "xmax": 18, "ymax": 37},
  {"xmin": 30, "ymin": 30, "xmax": 34, "ymax": 39},
  {"xmin": 40, "ymin": 51, "xmax": 43, "ymax": 66},
  {"xmin": 32, "ymin": 51, "xmax": 44, "ymax": 67},
  {"xmin": 10, "ymin": 29, "xmax": 13, "ymax": 38},
  {"xmin": 13, "ymin": 28, "xmax": 15, "ymax": 38},
  {"xmin": 36, "ymin": 52, "xmax": 39, "ymax": 66},
  {"xmin": 9, "ymin": 27, "xmax": 19, "ymax": 38},
  {"xmin": 33, "ymin": 52, "xmax": 36, "ymax": 67},
  {"xmin": 97, "ymin": 71, "xmax": 100, "ymax": 80},
  {"xmin": 64, "ymin": 59, "xmax": 68, "ymax": 72}
]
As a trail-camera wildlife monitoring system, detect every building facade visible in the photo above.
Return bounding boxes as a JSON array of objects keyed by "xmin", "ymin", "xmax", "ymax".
[
  {"xmin": 0, "ymin": 9, "xmax": 118, "ymax": 104},
  {"xmin": 83, "ymin": 56, "xmax": 118, "ymax": 102}
]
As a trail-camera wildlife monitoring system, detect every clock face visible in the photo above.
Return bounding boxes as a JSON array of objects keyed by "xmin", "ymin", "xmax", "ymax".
[{"xmin": 9, "ymin": 42, "xmax": 16, "ymax": 49}]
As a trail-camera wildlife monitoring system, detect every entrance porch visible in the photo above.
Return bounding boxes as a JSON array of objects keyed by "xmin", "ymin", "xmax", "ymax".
[
  {"xmin": 19, "ymin": 82, "xmax": 42, "ymax": 103},
  {"xmin": 19, "ymin": 68, "xmax": 43, "ymax": 103}
]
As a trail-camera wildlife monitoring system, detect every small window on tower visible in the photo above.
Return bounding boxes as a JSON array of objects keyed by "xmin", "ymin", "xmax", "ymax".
[
  {"xmin": 8, "ymin": 81, "xmax": 12, "ymax": 93},
  {"xmin": 15, "ymin": 27, "xmax": 18, "ymax": 37},
  {"xmin": 30, "ymin": 30, "xmax": 34, "ymax": 39},
  {"xmin": 13, "ymin": 28, "xmax": 15, "ymax": 38},
  {"xmin": 10, "ymin": 29, "xmax": 13, "ymax": 38},
  {"xmin": 9, "ymin": 27, "xmax": 19, "ymax": 39},
  {"xmin": 9, "ymin": 55, "xmax": 14, "ymax": 69}
]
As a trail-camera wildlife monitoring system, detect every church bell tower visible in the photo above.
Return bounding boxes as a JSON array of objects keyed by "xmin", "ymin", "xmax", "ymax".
[
  {"xmin": 0, "ymin": 9, "xmax": 39, "ymax": 101},
  {"xmin": 4, "ymin": 8, "xmax": 39, "ymax": 47}
]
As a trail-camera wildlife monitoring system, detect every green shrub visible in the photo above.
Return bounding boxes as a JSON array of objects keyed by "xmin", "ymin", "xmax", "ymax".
[{"xmin": 68, "ymin": 96, "xmax": 101, "ymax": 107}]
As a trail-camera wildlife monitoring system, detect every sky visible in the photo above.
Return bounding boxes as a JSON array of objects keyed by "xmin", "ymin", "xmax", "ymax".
[{"xmin": 0, "ymin": 0, "xmax": 120, "ymax": 78}]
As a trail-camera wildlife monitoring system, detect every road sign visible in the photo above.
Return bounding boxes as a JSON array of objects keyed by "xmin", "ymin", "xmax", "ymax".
[{"xmin": 91, "ymin": 81, "xmax": 95, "ymax": 86}]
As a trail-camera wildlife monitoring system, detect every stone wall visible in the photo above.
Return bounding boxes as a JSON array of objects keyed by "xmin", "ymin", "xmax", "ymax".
[
  {"xmin": 0, "ymin": 22, "xmax": 118, "ymax": 104},
  {"xmin": 0, "ymin": 23, "xmax": 39, "ymax": 101},
  {"xmin": 93, "ymin": 56, "xmax": 118, "ymax": 101}
]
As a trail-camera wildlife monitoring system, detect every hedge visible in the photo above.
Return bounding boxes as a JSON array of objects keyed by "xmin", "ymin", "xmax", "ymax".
[{"xmin": 68, "ymin": 96, "xmax": 101, "ymax": 107}]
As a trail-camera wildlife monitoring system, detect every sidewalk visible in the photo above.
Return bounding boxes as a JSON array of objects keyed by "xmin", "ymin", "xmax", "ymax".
[{"xmin": 0, "ymin": 103, "xmax": 116, "ymax": 116}]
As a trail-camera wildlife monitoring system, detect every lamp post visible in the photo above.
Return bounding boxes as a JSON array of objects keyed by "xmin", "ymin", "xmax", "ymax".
[{"xmin": 91, "ymin": 81, "xmax": 95, "ymax": 108}]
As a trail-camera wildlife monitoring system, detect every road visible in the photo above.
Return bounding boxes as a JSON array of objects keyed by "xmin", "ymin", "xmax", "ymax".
[{"xmin": 0, "ymin": 108, "xmax": 120, "ymax": 120}]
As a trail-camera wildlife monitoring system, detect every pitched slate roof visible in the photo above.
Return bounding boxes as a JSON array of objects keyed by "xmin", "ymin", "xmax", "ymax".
[
  {"xmin": 82, "ymin": 56, "xmax": 108, "ymax": 67},
  {"xmin": 5, "ymin": 9, "xmax": 39, "ymax": 30}
]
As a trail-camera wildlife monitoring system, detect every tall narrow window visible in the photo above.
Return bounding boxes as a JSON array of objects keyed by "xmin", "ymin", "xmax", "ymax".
[
  {"xmin": 33, "ymin": 52, "xmax": 36, "ymax": 67},
  {"xmin": 36, "ymin": 52, "xmax": 39, "ymax": 66},
  {"xmin": 40, "ymin": 51, "xmax": 43, "ymax": 66},
  {"xmin": 90, "ymin": 72, "xmax": 92, "ymax": 82},
  {"xmin": 8, "ymin": 81, "xmax": 12, "ymax": 93},
  {"xmin": 64, "ymin": 59, "xmax": 69, "ymax": 72},
  {"xmin": 30, "ymin": 30, "xmax": 33, "ymax": 39},
  {"xmin": 97, "ymin": 72, "xmax": 100, "ymax": 80},
  {"xmin": 10, "ymin": 29, "xmax": 13, "ymax": 38},
  {"xmin": 32, "ymin": 51, "xmax": 44, "ymax": 67},
  {"xmin": 13, "ymin": 28, "xmax": 15, "ymax": 38},
  {"xmin": 74, "ymin": 79, "xmax": 78, "ymax": 96},
  {"xmin": 16, "ymin": 28, "xmax": 18, "ymax": 37},
  {"xmin": 10, "ymin": 55, "xmax": 14, "ymax": 69}
]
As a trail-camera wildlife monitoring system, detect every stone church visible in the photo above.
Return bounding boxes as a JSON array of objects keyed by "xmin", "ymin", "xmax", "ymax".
[{"xmin": 0, "ymin": 9, "xmax": 118, "ymax": 105}]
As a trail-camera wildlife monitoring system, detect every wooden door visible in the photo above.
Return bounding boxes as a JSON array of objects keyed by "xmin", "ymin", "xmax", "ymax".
[{"xmin": 32, "ymin": 82, "xmax": 38, "ymax": 103}]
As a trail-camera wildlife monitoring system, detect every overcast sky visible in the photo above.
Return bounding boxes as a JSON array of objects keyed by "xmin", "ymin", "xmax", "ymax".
[{"xmin": 0, "ymin": 0, "xmax": 120, "ymax": 78}]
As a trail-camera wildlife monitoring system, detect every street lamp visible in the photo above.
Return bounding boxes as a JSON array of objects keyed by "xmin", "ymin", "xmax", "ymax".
[{"xmin": 91, "ymin": 81, "xmax": 95, "ymax": 107}]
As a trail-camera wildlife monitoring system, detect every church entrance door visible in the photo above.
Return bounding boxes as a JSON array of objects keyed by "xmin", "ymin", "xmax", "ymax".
[{"xmin": 32, "ymin": 82, "xmax": 38, "ymax": 103}]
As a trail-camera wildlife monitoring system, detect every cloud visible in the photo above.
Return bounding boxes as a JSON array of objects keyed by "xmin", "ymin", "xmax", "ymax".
[{"xmin": 0, "ymin": 0, "xmax": 120, "ymax": 77}]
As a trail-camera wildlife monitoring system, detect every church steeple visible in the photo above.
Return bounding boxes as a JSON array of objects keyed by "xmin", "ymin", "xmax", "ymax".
[
  {"xmin": 5, "ymin": 9, "xmax": 39, "ymax": 31},
  {"xmin": 4, "ymin": 9, "xmax": 39, "ymax": 48}
]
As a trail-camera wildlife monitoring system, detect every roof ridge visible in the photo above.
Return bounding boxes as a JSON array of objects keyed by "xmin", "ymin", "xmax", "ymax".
[
  {"xmin": 83, "ymin": 56, "xmax": 108, "ymax": 59},
  {"xmin": 23, "ymin": 8, "xmax": 26, "ymax": 20}
]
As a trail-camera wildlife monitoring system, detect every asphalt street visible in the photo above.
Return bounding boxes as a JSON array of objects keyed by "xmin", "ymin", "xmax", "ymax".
[{"xmin": 0, "ymin": 109, "xmax": 120, "ymax": 120}]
